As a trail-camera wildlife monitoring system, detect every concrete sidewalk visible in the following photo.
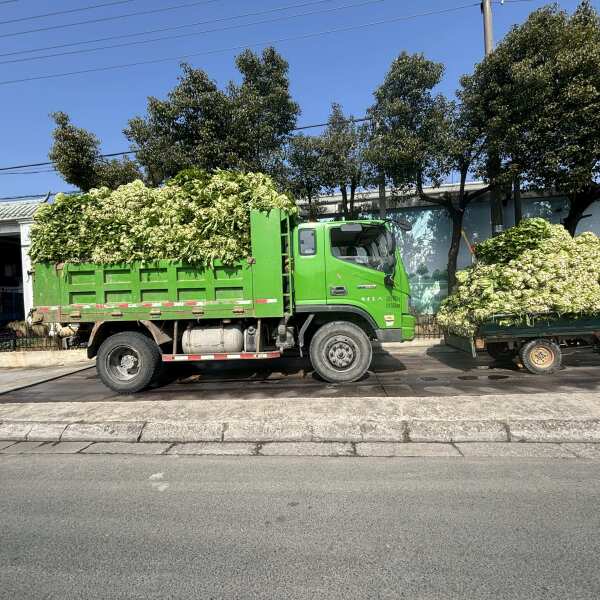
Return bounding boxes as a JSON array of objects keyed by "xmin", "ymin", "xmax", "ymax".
[{"xmin": 1, "ymin": 391, "xmax": 599, "ymax": 448}]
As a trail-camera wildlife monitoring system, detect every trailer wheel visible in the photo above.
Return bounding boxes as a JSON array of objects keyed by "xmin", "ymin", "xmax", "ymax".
[
  {"xmin": 309, "ymin": 321, "xmax": 372, "ymax": 383},
  {"xmin": 486, "ymin": 342, "xmax": 516, "ymax": 362},
  {"xmin": 97, "ymin": 331, "xmax": 161, "ymax": 394},
  {"xmin": 519, "ymin": 339, "xmax": 562, "ymax": 375}
]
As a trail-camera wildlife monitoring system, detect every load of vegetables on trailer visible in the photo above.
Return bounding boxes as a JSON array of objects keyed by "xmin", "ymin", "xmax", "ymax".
[
  {"xmin": 439, "ymin": 218, "xmax": 600, "ymax": 375},
  {"xmin": 437, "ymin": 218, "xmax": 600, "ymax": 337},
  {"xmin": 29, "ymin": 168, "xmax": 296, "ymax": 267}
]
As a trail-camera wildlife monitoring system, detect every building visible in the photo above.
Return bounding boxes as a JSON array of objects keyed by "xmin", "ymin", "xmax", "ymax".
[{"xmin": 0, "ymin": 195, "xmax": 48, "ymax": 325}]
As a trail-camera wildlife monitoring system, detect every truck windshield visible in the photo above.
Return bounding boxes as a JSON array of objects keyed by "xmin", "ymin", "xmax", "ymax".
[{"xmin": 330, "ymin": 224, "xmax": 396, "ymax": 274}]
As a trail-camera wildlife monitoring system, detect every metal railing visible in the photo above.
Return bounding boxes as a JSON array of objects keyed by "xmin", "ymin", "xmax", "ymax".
[
  {"xmin": 0, "ymin": 329, "xmax": 84, "ymax": 352},
  {"xmin": 414, "ymin": 314, "xmax": 443, "ymax": 339}
]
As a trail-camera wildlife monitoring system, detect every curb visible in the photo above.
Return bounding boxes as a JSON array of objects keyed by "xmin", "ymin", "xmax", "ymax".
[{"xmin": 1, "ymin": 417, "xmax": 599, "ymax": 444}]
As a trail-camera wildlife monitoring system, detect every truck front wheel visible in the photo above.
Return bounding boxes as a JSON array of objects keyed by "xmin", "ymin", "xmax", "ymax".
[
  {"xmin": 309, "ymin": 321, "xmax": 372, "ymax": 383},
  {"xmin": 97, "ymin": 331, "xmax": 161, "ymax": 394}
]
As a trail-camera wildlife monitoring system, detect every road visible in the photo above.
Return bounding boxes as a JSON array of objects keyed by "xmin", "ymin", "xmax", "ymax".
[
  {"xmin": 1, "ymin": 455, "xmax": 599, "ymax": 599},
  {"xmin": 2, "ymin": 346, "xmax": 600, "ymax": 403}
]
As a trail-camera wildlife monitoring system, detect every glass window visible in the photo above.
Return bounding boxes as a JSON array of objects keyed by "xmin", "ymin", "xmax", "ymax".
[
  {"xmin": 330, "ymin": 224, "xmax": 396, "ymax": 273},
  {"xmin": 299, "ymin": 228, "xmax": 316, "ymax": 256}
]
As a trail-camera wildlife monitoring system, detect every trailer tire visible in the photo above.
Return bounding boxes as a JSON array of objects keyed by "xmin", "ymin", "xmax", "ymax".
[
  {"xmin": 519, "ymin": 339, "xmax": 562, "ymax": 375},
  {"xmin": 309, "ymin": 321, "xmax": 372, "ymax": 383},
  {"xmin": 97, "ymin": 331, "xmax": 161, "ymax": 394},
  {"xmin": 486, "ymin": 342, "xmax": 517, "ymax": 362}
]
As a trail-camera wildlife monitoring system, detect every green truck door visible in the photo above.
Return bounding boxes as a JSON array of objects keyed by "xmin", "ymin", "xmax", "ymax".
[
  {"xmin": 292, "ymin": 225, "xmax": 326, "ymax": 307},
  {"xmin": 324, "ymin": 223, "xmax": 399, "ymax": 330}
]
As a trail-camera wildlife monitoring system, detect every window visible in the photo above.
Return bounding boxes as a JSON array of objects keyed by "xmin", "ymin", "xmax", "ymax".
[
  {"xmin": 299, "ymin": 228, "xmax": 316, "ymax": 256},
  {"xmin": 330, "ymin": 224, "xmax": 396, "ymax": 273}
]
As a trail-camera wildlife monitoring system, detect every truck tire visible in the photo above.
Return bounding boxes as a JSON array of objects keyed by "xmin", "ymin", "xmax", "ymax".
[
  {"xmin": 519, "ymin": 339, "xmax": 562, "ymax": 375},
  {"xmin": 96, "ymin": 331, "xmax": 161, "ymax": 394},
  {"xmin": 486, "ymin": 342, "xmax": 516, "ymax": 362},
  {"xmin": 309, "ymin": 321, "xmax": 372, "ymax": 383}
]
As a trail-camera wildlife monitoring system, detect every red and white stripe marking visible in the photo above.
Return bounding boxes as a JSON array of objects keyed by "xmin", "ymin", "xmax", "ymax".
[
  {"xmin": 162, "ymin": 351, "xmax": 280, "ymax": 362},
  {"xmin": 36, "ymin": 298, "xmax": 278, "ymax": 312}
]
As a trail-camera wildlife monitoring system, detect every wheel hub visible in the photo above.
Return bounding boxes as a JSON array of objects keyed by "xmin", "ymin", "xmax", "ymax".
[
  {"xmin": 326, "ymin": 338, "xmax": 356, "ymax": 369},
  {"xmin": 530, "ymin": 347, "xmax": 553, "ymax": 368},
  {"xmin": 106, "ymin": 346, "xmax": 141, "ymax": 381}
]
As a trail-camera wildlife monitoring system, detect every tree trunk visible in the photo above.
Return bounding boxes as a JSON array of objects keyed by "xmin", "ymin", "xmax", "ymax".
[
  {"xmin": 378, "ymin": 171, "xmax": 387, "ymax": 219},
  {"xmin": 513, "ymin": 176, "xmax": 522, "ymax": 225},
  {"xmin": 349, "ymin": 180, "xmax": 357, "ymax": 219},
  {"xmin": 340, "ymin": 186, "xmax": 349, "ymax": 219},
  {"xmin": 447, "ymin": 208, "xmax": 463, "ymax": 293},
  {"xmin": 563, "ymin": 186, "xmax": 600, "ymax": 236}
]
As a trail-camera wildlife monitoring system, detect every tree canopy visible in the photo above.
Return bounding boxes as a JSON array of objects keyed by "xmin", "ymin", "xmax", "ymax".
[{"xmin": 461, "ymin": 0, "xmax": 600, "ymax": 233}]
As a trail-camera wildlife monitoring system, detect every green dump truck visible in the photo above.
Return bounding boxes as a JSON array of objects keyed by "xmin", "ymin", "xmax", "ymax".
[{"xmin": 32, "ymin": 209, "xmax": 415, "ymax": 393}]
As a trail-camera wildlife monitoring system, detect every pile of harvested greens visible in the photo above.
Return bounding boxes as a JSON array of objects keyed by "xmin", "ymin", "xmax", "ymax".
[
  {"xmin": 437, "ymin": 218, "xmax": 600, "ymax": 335},
  {"xmin": 30, "ymin": 169, "xmax": 296, "ymax": 266}
]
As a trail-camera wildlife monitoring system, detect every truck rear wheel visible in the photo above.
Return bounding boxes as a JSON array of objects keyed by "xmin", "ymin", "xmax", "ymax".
[
  {"xmin": 309, "ymin": 321, "xmax": 372, "ymax": 383},
  {"xmin": 97, "ymin": 331, "xmax": 161, "ymax": 394},
  {"xmin": 519, "ymin": 339, "xmax": 562, "ymax": 375}
]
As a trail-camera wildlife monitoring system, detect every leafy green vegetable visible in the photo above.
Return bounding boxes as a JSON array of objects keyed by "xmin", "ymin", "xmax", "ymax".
[
  {"xmin": 29, "ymin": 169, "xmax": 296, "ymax": 266},
  {"xmin": 437, "ymin": 218, "xmax": 600, "ymax": 335}
]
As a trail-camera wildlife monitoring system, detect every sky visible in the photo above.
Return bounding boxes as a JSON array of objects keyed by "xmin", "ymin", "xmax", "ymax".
[{"xmin": 0, "ymin": 0, "xmax": 593, "ymax": 198}]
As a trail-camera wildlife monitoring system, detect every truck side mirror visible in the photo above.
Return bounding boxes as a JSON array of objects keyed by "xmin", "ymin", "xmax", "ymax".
[{"xmin": 384, "ymin": 274, "xmax": 394, "ymax": 288}]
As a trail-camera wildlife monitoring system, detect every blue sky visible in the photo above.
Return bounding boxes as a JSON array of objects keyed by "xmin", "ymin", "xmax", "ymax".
[{"xmin": 0, "ymin": 0, "xmax": 592, "ymax": 198}]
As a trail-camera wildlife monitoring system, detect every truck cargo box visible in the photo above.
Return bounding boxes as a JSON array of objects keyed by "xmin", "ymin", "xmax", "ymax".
[{"xmin": 32, "ymin": 209, "xmax": 292, "ymax": 324}]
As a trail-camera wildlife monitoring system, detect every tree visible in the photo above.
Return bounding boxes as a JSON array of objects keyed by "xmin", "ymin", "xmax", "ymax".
[
  {"xmin": 125, "ymin": 49, "xmax": 299, "ymax": 184},
  {"xmin": 320, "ymin": 103, "xmax": 369, "ymax": 219},
  {"xmin": 286, "ymin": 134, "xmax": 323, "ymax": 220},
  {"xmin": 124, "ymin": 64, "xmax": 233, "ymax": 185},
  {"xmin": 228, "ymin": 48, "xmax": 300, "ymax": 175},
  {"xmin": 461, "ymin": 1, "xmax": 600, "ymax": 235},
  {"xmin": 367, "ymin": 52, "xmax": 488, "ymax": 291},
  {"xmin": 49, "ymin": 112, "xmax": 141, "ymax": 191}
]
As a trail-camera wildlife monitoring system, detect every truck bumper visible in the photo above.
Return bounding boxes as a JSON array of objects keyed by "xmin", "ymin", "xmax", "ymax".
[{"xmin": 375, "ymin": 328, "xmax": 404, "ymax": 343}]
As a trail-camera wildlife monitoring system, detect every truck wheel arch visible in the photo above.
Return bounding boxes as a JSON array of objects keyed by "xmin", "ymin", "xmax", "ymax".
[
  {"xmin": 87, "ymin": 320, "xmax": 170, "ymax": 359},
  {"xmin": 295, "ymin": 305, "xmax": 378, "ymax": 352}
]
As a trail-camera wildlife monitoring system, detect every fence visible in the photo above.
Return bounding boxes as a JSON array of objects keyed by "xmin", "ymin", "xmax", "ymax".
[
  {"xmin": 414, "ymin": 314, "xmax": 444, "ymax": 339},
  {"xmin": 0, "ymin": 330, "xmax": 84, "ymax": 352}
]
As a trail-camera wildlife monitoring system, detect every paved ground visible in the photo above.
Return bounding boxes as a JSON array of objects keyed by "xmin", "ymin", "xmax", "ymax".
[
  {"xmin": 0, "ymin": 362, "xmax": 93, "ymax": 394},
  {"xmin": 1, "ymin": 455, "xmax": 599, "ymax": 599},
  {"xmin": 1, "ymin": 346, "xmax": 600, "ymax": 403}
]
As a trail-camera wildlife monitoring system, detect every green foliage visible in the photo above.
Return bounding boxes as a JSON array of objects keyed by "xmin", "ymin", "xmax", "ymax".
[
  {"xmin": 474, "ymin": 218, "xmax": 556, "ymax": 265},
  {"xmin": 125, "ymin": 49, "xmax": 299, "ymax": 184},
  {"xmin": 460, "ymin": 1, "xmax": 600, "ymax": 231},
  {"xmin": 437, "ymin": 219, "xmax": 600, "ymax": 335},
  {"xmin": 286, "ymin": 134, "xmax": 324, "ymax": 220},
  {"xmin": 319, "ymin": 103, "xmax": 370, "ymax": 218},
  {"xmin": 48, "ymin": 112, "xmax": 142, "ymax": 191},
  {"xmin": 30, "ymin": 170, "xmax": 296, "ymax": 266}
]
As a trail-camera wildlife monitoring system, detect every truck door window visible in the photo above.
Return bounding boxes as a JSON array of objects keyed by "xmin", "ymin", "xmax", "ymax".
[
  {"xmin": 299, "ymin": 228, "xmax": 316, "ymax": 256},
  {"xmin": 330, "ymin": 225, "xmax": 395, "ymax": 273}
]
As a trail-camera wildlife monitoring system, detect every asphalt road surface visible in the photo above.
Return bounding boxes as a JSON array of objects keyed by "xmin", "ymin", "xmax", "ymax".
[
  {"xmin": 1, "ymin": 455, "xmax": 599, "ymax": 599},
  {"xmin": 2, "ymin": 347, "xmax": 600, "ymax": 403}
]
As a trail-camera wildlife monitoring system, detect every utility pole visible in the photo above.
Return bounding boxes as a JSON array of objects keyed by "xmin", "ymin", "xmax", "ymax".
[{"xmin": 481, "ymin": 0, "xmax": 505, "ymax": 236}]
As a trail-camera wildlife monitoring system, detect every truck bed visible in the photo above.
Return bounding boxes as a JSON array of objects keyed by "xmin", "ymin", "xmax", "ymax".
[
  {"xmin": 445, "ymin": 315, "xmax": 600, "ymax": 357},
  {"xmin": 32, "ymin": 209, "xmax": 292, "ymax": 324}
]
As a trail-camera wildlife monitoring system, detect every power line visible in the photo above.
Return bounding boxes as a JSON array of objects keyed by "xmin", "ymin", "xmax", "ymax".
[
  {"xmin": 0, "ymin": 0, "xmax": 136, "ymax": 26},
  {"xmin": 0, "ymin": 0, "xmax": 335, "ymax": 59},
  {"xmin": 0, "ymin": 0, "xmax": 374, "ymax": 66},
  {"xmin": 0, "ymin": 3, "xmax": 480, "ymax": 86},
  {"xmin": 0, "ymin": 0, "xmax": 222, "ymax": 39},
  {"xmin": 0, "ymin": 118, "xmax": 373, "ymax": 173}
]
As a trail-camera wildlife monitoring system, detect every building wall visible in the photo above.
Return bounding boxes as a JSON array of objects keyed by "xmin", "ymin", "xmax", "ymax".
[{"xmin": 390, "ymin": 194, "xmax": 600, "ymax": 313}]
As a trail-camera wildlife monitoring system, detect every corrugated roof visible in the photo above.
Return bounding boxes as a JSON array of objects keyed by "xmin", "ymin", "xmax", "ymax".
[{"xmin": 0, "ymin": 195, "xmax": 47, "ymax": 221}]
